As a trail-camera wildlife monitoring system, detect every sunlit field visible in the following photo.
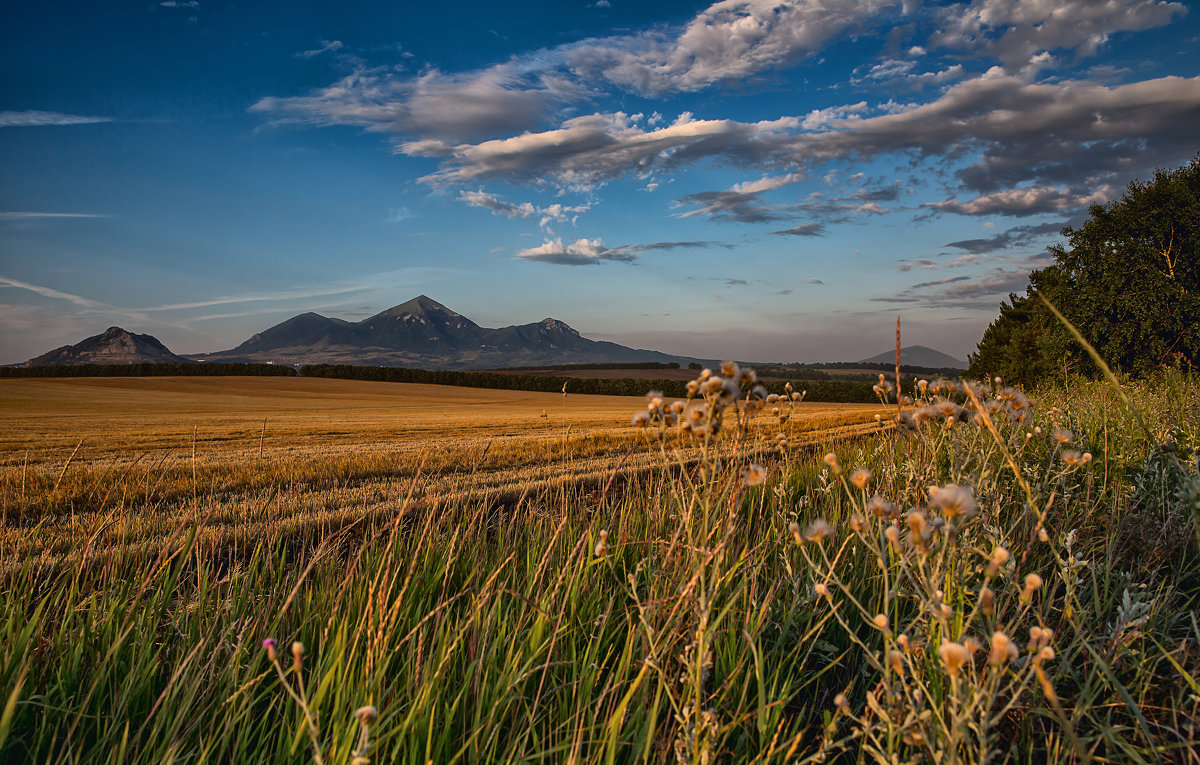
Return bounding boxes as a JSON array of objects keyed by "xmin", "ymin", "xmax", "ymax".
[
  {"xmin": 0, "ymin": 377, "xmax": 879, "ymax": 566},
  {"xmin": 1, "ymin": 369, "xmax": 1197, "ymax": 763}
]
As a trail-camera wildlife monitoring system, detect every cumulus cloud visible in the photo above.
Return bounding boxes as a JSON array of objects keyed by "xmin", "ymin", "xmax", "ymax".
[
  {"xmin": 932, "ymin": 0, "xmax": 1187, "ymax": 66},
  {"xmin": 514, "ymin": 238, "xmax": 634, "ymax": 265},
  {"xmin": 0, "ymin": 110, "xmax": 111, "ymax": 127},
  {"xmin": 926, "ymin": 185, "xmax": 1111, "ymax": 217}
]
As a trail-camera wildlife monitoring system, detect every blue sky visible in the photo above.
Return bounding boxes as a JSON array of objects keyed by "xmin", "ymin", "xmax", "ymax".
[{"xmin": 2, "ymin": 0, "xmax": 1197, "ymax": 365}]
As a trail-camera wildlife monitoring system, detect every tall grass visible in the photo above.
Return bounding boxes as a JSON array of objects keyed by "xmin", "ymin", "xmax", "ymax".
[{"xmin": 1, "ymin": 366, "xmax": 1197, "ymax": 763}]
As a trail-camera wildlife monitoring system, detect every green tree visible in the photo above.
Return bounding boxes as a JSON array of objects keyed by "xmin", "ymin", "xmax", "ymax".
[{"xmin": 970, "ymin": 155, "xmax": 1199, "ymax": 383}]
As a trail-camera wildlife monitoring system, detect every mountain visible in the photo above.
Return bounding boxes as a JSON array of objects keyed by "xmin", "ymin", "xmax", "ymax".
[
  {"xmin": 25, "ymin": 327, "xmax": 194, "ymax": 367},
  {"xmin": 858, "ymin": 345, "xmax": 967, "ymax": 370},
  {"xmin": 192, "ymin": 295, "xmax": 689, "ymax": 369}
]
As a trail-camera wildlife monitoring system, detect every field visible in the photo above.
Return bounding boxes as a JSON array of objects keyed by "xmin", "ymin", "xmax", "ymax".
[
  {"xmin": 0, "ymin": 377, "xmax": 879, "ymax": 566},
  {"xmin": 1, "ymin": 369, "xmax": 1198, "ymax": 763}
]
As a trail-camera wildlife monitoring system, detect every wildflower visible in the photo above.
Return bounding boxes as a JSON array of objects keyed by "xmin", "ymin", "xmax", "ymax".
[
  {"xmin": 1021, "ymin": 573, "xmax": 1043, "ymax": 603},
  {"xmin": 355, "ymin": 706, "xmax": 378, "ymax": 724},
  {"xmin": 805, "ymin": 519, "xmax": 834, "ymax": 543},
  {"xmin": 631, "ymin": 411, "xmax": 650, "ymax": 428},
  {"xmin": 686, "ymin": 380, "xmax": 700, "ymax": 396},
  {"xmin": 262, "ymin": 638, "xmax": 278, "ymax": 662},
  {"xmin": 849, "ymin": 514, "xmax": 868, "ymax": 534},
  {"xmin": 834, "ymin": 693, "xmax": 850, "ymax": 713},
  {"xmin": 918, "ymin": 379, "xmax": 929, "ymax": 396},
  {"xmin": 884, "ymin": 524, "xmax": 902, "ymax": 550},
  {"xmin": 793, "ymin": 391, "xmax": 805, "ymax": 401},
  {"xmin": 749, "ymin": 385, "xmax": 768, "ymax": 401},
  {"xmin": 850, "ymin": 468, "xmax": 871, "ymax": 490},
  {"xmin": 928, "ymin": 484, "xmax": 977, "ymax": 519},
  {"xmin": 766, "ymin": 393, "xmax": 780, "ymax": 404},
  {"xmin": 1038, "ymin": 527, "xmax": 1049, "ymax": 542},
  {"xmin": 1036, "ymin": 646, "xmax": 1056, "ymax": 662},
  {"xmin": 1062, "ymin": 449, "xmax": 1092, "ymax": 467},
  {"xmin": 594, "ymin": 530, "xmax": 609, "ymax": 557},
  {"xmin": 964, "ymin": 636, "xmax": 983, "ymax": 655},
  {"xmin": 721, "ymin": 361, "xmax": 740, "ymax": 378},
  {"xmin": 989, "ymin": 631, "xmax": 1018, "ymax": 665},
  {"xmin": 872, "ymin": 614, "xmax": 890, "ymax": 632},
  {"xmin": 888, "ymin": 650, "xmax": 905, "ymax": 675},
  {"xmin": 789, "ymin": 522, "xmax": 802, "ymax": 546},
  {"xmin": 823, "ymin": 452, "xmax": 842, "ymax": 475},
  {"xmin": 292, "ymin": 641, "xmax": 304, "ymax": 672},
  {"xmin": 897, "ymin": 634, "xmax": 910, "ymax": 651},
  {"xmin": 1028, "ymin": 626, "xmax": 1054, "ymax": 650},
  {"xmin": 938, "ymin": 642, "xmax": 971, "ymax": 677},
  {"xmin": 814, "ymin": 583, "xmax": 831, "ymax": 599},
  {"xmin": 740, "ymin": 368, "xmax": 757, "ymax": 385},
  {"xmin": 1052, "ymin": 427, "xmax": 1073, "ymax": 444},
  {"xmin": 906, "ymin": 510, "xmax": 927, "ymax": 537},
  {"xmin": 742, "ymin": 464, "xmax": 767, "ymax": 486}
]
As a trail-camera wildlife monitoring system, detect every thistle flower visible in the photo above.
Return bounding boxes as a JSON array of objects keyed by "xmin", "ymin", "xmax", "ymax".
[
  {"xmin": 938, "ymin": 642, "xmax": 971, "ymax": 677},
  {"xmin": 1038, "ymin": 527, "xmax": 1050, "ymax": 542},
  {"xmin": 291, "ymin": 641, "xmax": 305, "ymax": 672},
  {"xmin": 1036, "ymin": 646, "xmax": 1056, "ymax": 662},
  {"xmin": 834, "ymin": 693, "xmax": 850, "ymax": 713},
  {"xmin": 814, "ymin": 583, "xmax": 831, "ymax": 599},
  {"xmin": 872, "ymin": 614, "xmax": 890, "ymax": 632},
  {"xmin": 721, "ymin": 361, "xmax": 740, "ymax": 378},
  {"xmin": 1062, "ymin": 449, "xmax": 1092, "ymax": 467},
  {"xmin": 888, "ymin": 650, "xmax": 905, "ymax": 675},
  {"xmin": 884, "ymin": 525, "xmax": 902, "ymax": 550},
  {"xmin": 740, "ymin": 368, "xmax": 757, "ymax": 385},
  {"xmin": 979, "ymin": 586, "xmax": 994, "ymax": 615},
  {"xmin": 742, "ymin": 464, "xmax": 767, "ymax": 486},
  {"xmin": 789, "ymin": 522, "xmax": 803, "ymax": 546},
  {"xmin": 823, "ymin": 452, "xmax": 842, "ymax": 475},
  {"xmin": 1021, "ymin": 573, "xmax": 1043, "ymax": 603},
  {"xmin": 594, "ymin": 530, "xmax": 609, "ymax": 557},
  {"xmin": 631, "ymin": 411, "xmax": 650, "ymax": 428},
  {"xmin": 355, "ymin": 706, "xmax": 378, "ymax": 724},
  {"xmin": 262, "ymin": 638, "xmax": 278, "ymax": 662},
  {"xmin": 1052, "ymin": 427, "xmax": 1073, "ymax": 444},
  {"xmin": 849, "ymin": 514, "xmax": 868, "ymax": 534},
  {"xmin": 964, "ymin": 636, "xmax": 983, "ymax": 655},
  {"xmin": 804, "ymin": 519, "xmax": 834, "ymax": 543},
  {"xmin": 989, "ymin": 631, "xmax": 1018, "ymax": 665},
  {"xmin": 928, "ymin": 483, "xmax": 977, "ymax": 519},
  {"xmin": 850, "ymin": 468, "xmax": 871, "ymax": 490}
]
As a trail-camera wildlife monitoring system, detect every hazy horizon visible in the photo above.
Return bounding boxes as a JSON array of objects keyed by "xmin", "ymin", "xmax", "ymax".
[{"xmin": 3, "ymin": 0, "xmax": 1197, "ymax": 365}]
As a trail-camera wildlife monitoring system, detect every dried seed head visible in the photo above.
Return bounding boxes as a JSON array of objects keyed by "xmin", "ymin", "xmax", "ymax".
[
  {"xmin": 804, "ymin": 519, "xmax": 834, "ymax": 543},
  {"xmin": 979, "ymin": 586, "xmax": 994, "ymax": 614},
  {"xmin": 823, "ymin": 452, "xmax": 842, "ymax": 475},
  {"xmin": 1037, "ymin": 646, "xmax": 1056, "ymax": 662},
  {"xmin": 1038, "ymin": 527, "xmax": 1049, "ymax": 542},
  {"xmin": 789, "ymin": 522, "xmax": 802, "ymax": 546},
  {"xmin": 964, "ymin": 637, "xmax": 983, "ymax": 655},
  {"xmin": 355, "ymin": 706, "xmax": 378, "ymax": 724},
  {"xmin": 888, "ymin": 650, "xmax": 905, "ymax": 675},
  {"xmin": 834, "ymin": 693, "xmax": 850, "ymax": 713},
  {"xmin": 849, "ymin": 514, "xmax": 868, "ymax": 534},
  {"xmin": 721, "ymin": 361, "xmax": 740, "ymax": 378},
  {"xmin": 884, "ymin": 525, "xmax": 902, "ymax": 549},
  {"xmin": 1052, "ymin": 427, "xmax": 1073, "ymax": 444},
  {"xmin": 291, "ymin": 641, "xmax": 304, "ymax": 671},
  {"xmin": 927, "ymin": 484, "xmax": 977, "ymax": 519},
  {"xmin": 872, "ymin": 614, "xmax": 890, "ymax": 632},
  {"xmin": 938, "ymin": 642, "xmax": 971, "ymax": 677},
  {"xmin": 814, "ymin": 583, "xmax": 831, "ymax": 599},
  {"xmin": 867, "ymin": 495, "xmax": 896, "ymax": 518},
  {"xmin": 850, "ymin": 468, "xmax": 871, "ymax": 490},
  {"xmin": 594, "ymin": 529, "xmax": 609, "ymax": 557},
  {"xmin": 742, "ymin": 464, "xmax": 767, "ymax": 486},
  {"xmin": 989, "ymin": 631, "xmax": 1018, "ymax": 666}
]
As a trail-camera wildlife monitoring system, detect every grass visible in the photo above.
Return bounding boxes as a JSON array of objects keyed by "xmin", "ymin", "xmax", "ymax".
[{"xmin": 0, "ymin": 367, "xmax": 1197, "ymax": 763}]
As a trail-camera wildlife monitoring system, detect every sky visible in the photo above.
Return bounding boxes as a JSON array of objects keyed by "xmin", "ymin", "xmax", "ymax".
[{"xmin": 2, "ymin": 0, "xmax": 1198, "ymax": 365}]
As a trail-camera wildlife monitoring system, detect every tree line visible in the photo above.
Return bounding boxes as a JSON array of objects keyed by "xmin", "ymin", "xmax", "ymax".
[
  {"xmin": 969, "ymin": 155, "xmax": 1198, "ymax": 386},
  {"xmin": 0, "ymin": 363, "xmax": 297, "ymax": 378}
]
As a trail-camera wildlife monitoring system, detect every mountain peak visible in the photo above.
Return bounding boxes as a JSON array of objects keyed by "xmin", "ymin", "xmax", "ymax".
[
  {"xmin": 26, "ymin": 326, "xmax": 191, "ymax": 367},
  {"xmin": 539, "ymin": 318, "xmax": 579, "ymax": 336}
]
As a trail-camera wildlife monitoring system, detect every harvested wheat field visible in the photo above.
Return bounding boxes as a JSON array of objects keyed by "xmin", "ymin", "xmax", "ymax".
[{"xmin": 0, "ymin": 376, "xmax": 879, "ymax": 565}]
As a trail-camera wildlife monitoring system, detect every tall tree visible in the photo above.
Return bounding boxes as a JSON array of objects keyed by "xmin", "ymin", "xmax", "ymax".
[{"xmin": 970, "ymin": 155, "xmax": 1199, "ymax": 383}]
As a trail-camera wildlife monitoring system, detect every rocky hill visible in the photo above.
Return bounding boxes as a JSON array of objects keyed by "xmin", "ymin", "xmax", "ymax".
[
  {"xmin": 192, "ymin": 295, "xmax": 689, "ymax": 369},
  {"xmin": 25, "ymin": 327, "xmax": 194, "ymax": 367}
]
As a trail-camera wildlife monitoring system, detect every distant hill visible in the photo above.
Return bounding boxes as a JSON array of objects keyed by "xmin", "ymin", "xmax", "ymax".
[
  {"xmin": 858, "ymin": 345, "xmax": 967, "ymax": 370},
  {"xmin": 25, "ymin": 327, "xmax": 193, "ymax": 367},
  {"xmin": 192, "ymin": 295, "xmax": 691, "ymax": 369}
]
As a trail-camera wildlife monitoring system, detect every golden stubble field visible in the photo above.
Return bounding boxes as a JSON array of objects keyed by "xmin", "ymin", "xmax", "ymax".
[{"xmin": 0, "ymin": 376, "xmax": 881, "ymax": 566}]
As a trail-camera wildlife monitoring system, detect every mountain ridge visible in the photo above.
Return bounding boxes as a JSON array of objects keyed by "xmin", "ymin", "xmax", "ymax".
[
  {"xmin": 25, "ymin": 327, "xmax": 194, "ymax": 367},
  {"xmin": 858, "ymin": 345, "xmax": 967, "ymax": 370},
  {"xmin": 192, "ymin": 295, "xmax": 690, "ymax": 369}
]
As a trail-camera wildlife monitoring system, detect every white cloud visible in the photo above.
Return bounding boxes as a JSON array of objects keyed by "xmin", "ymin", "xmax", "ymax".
[
  {"xmin": 926, "ymin": 185, "xmax": 1112, "ymax": 216},
  {"xmin": 933, "ymin": 0, "xmax": 1186, "ymax": 65},
  {"xmin": 0, "ymin": 110, "xmax": 111, "ymax": 127},
  {"xmin": 297, "ymin": 40, "xmax": 344, "ymax": 58},
  {"xmin": 514, "ymin": 237, "xmax": 633, "ymax": 265},
  {"xmin": 0, "ymin": 212, "xmax": 108, "ymax": 220}
]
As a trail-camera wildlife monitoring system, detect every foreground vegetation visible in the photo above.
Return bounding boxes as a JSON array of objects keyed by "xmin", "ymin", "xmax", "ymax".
[{"xmin": 1, "ymin": 363, "xmax": 1197, "ymax": 762}]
